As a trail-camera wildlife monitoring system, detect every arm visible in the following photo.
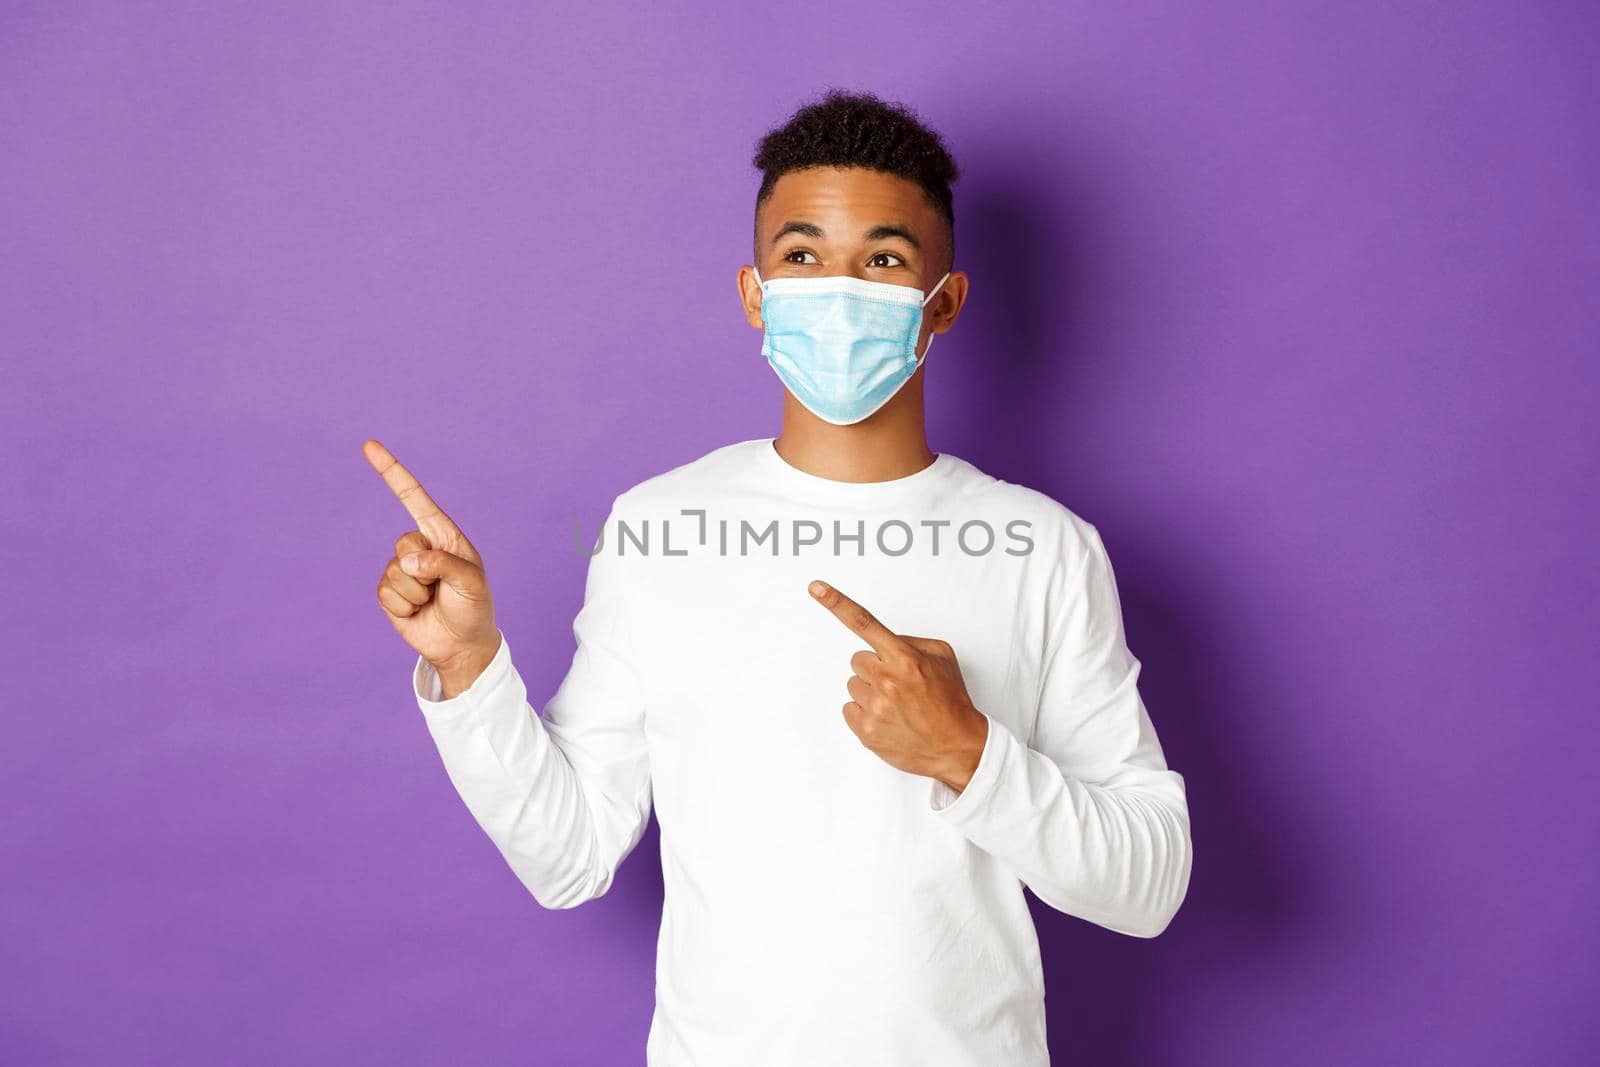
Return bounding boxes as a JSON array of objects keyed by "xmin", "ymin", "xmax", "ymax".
[
  {"xmin": 927, "ymin": 524, "xmax": 1193, "ymax": 938},
  {"xmin": 413, "ymin": 506, "xmax": 651, "ymax": 910}
]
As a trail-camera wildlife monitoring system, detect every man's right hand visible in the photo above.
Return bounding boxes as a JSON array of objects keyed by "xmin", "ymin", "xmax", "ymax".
[{"xmin": 363, "ymin": 438, "xmax": 500, "ymax": 698}]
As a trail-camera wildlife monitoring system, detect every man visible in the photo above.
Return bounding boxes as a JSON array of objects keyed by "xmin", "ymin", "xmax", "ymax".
[{"xmin": 365, "ymin": 88, "xmax": 1192, "ymax": 1066}]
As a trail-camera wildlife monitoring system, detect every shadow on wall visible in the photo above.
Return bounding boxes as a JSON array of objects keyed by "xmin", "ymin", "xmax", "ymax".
[{"xmin": 946, "ymin": 155, "xmax": 1307, "ymax": 1064}]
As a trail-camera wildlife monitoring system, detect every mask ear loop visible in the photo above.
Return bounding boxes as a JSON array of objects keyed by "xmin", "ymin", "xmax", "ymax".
[{"xmin": 911, "ymin": 270, "xmax": 953, "ymax": 369}]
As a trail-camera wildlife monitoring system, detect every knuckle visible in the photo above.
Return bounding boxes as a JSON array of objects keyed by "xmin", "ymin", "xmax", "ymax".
[
  {"xmin": 376, "ymin": 585, "xmax": 407, "ymax": 616},
  {"xmin": 394, "ymin": 531, "xmax": 428, "ymax": 555}
]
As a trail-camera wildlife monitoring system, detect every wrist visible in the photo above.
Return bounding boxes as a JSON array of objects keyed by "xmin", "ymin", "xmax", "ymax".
[
  {"xmin": 433, "ymin": 635, "xmax": 499, "ymax": 700},
  {"xmin": 937, "ymin": 708, "xmax": 989, "ymax": 794}
]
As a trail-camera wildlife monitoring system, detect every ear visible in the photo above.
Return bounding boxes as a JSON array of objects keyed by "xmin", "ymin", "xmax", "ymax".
[
  {"xmin": 925, "ymin": 270, "xmax": 969, "ymax": 334},
  {"xmin": 738, "ymin": 264, "xmax": 765, "ymax": 329}
]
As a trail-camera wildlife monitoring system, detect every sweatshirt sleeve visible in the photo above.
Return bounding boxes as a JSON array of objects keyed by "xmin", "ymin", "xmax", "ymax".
[
  {"xmin": 412, "ymin": 504, "xmax": 651, "ymax": 910},
  {"xmin": 926, "ymin": 523, "xmax": 1193, "ymax": 938}
]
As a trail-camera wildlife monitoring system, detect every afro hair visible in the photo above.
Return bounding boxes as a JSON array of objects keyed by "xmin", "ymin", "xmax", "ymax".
[{"xmin": 752, "ymin": 88, "xmax": 960, "ymax": 266}]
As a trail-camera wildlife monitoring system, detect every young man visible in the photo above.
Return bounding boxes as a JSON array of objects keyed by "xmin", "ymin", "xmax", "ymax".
[{"xmin": 365, "ymin": 89, "xmax": 1192, "ymax": 1066}]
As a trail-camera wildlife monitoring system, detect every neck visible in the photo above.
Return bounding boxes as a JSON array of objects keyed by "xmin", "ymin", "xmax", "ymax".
[{"xmin": 772, "ymin": 374, "xmax": 935, "ymax": 483}]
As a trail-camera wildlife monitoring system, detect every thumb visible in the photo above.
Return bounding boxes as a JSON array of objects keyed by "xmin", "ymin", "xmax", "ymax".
[{"xmin": 400, "ymin": 549, "xmax": 488, "ymax": 598}]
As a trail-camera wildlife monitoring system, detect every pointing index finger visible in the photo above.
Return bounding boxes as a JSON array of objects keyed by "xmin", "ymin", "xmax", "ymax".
[
  {"xmin": 362, "ymin": 438, "xmax": 457, "ymax": 537},
  {"xmin": 809, "ymin": 580, "xmax": 905, "ymax": 656}
]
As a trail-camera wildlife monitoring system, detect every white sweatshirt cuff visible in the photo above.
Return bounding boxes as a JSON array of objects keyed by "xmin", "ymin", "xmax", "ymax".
[
  {"xmin": 928, "ymin": 710, "xmax": 1008, "ymax": 820},
  {"xmin": 413, "ymin": 629, "xmax": 512, "ymax": 721}
]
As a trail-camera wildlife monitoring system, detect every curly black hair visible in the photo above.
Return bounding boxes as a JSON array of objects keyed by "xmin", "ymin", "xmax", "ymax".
[{"xmin": 752, "ymin": 88, "xmax": 960, "ymax": 268}]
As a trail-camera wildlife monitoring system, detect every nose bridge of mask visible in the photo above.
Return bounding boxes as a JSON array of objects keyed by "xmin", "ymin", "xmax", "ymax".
[{"xmin": 754, "ymin": 265, "xmax": 950, "ymax": 308}]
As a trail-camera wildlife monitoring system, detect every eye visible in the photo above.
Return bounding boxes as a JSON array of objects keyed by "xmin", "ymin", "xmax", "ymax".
[
  {"xmin": 783, "ymin": 249, "xmax": 818, "ymax": 264},
  {"xmin": 869, "ymin": 252, "xmax": 906, "ymax": 268}
]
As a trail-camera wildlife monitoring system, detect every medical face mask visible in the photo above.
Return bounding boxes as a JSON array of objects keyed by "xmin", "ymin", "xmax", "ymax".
[{"xmin": 753, "ymin": 266, "xmax": 951, "ymax": 426}]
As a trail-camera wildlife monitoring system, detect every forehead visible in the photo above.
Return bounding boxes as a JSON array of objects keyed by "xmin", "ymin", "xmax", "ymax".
[{"xmin": 760, "ymin": 166, "xmax": 938, "ymax": 238}]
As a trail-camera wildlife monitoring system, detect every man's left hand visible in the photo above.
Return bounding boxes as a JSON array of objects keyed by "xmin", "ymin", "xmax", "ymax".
[{"xmin": 809, "ymin": 579, "xmax": 990, "ymax": 794}]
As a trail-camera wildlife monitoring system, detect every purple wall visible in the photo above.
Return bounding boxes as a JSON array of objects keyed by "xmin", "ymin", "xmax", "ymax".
[{"xmin": 4, "ymin": 2, "xmax": 1596, "ymax": 1063}]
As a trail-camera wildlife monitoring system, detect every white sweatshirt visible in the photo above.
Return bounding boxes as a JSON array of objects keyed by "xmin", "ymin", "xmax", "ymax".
[{"xmin": 412, "ymin": 438, "xmax": 1192, "ymax": 1066}]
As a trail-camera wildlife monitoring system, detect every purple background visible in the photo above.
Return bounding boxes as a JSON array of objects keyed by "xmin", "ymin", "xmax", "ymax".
[{"xmin": 4, "ymin": 2, "xmax": 1596, "ymax": 1064}]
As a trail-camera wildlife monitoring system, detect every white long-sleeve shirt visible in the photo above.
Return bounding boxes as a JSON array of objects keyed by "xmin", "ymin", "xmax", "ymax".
[{"xmin": 412, "ymin": 438, "xmax": 1192, "ymax": 1066}]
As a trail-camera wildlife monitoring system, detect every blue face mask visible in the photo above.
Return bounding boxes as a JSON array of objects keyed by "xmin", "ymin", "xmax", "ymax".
[{"xmin": 753, "ymin": 266, "xmax": 952, "ymax": 425}]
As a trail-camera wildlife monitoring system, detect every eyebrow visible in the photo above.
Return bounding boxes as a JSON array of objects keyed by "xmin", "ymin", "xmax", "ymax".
[{"xmin": 771, "ymin": 220, "xmax": 921, "ymax": 250}]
